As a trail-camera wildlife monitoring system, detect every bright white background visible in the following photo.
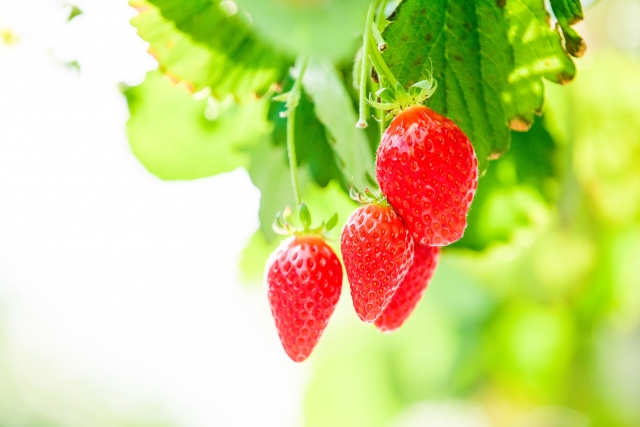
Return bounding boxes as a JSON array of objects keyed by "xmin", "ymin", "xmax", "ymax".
[{"xmin": 0, "ymin": 1, "xmax": 304, "ymax": 426}]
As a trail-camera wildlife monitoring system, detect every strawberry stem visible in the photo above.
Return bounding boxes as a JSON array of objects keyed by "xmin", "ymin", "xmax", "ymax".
[
  {"xmin": 285, "ymin": 56, "xmax": 308, "ymax": 210},
  {"xmin": 368, "ymin": 33, "xmax": 398, "ymax": 88},
  {"xmin": 356, "ymin": 2, "xmax": 377, "ymax": 129},
  {"xmin": 376, "ymin": 0, "xmax": 389, "ymax": 33},
  {"xmin": 273, "ymin": 58, "xmax": 340, "ymax": 238},
  {"xmin": 378, "ymin": 103, "xmax": 386, "ymax": 136},
  {"xmin": 376, "ymin": 0, "xmax": 389, "ymax": 136}
]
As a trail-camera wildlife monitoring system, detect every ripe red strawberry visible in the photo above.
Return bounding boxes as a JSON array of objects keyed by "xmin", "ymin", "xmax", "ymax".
[
  {"xmin": 266, "ymin": 235, "xmax": 342, "ymax": 362},
  {"xmin": 376, "ymin": 105, "xmax": 478, "ymax": 246},
  {"xmin": 374, "ymin": 244, "xmax": 440, "ymax": 332},
  {"xmin": 340, "ymin": 203, "xmax": 414, "ymax": 323}
]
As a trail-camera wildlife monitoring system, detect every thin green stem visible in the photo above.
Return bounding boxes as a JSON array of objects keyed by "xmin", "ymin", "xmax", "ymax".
[
  {"xmin": 368, "ymin": 35, "xmax": 398, "ymax": 88},
  {"xmin": 378, "ymin": 102, "xmax": 386, "ymax": 136},
  {"xmin": 357, "ymin": 2, "xmax": 379, "ymax": 128},
  {"xmin": 374, "ymin": 0, "xmax": 389, "ymax": 136},
  {"xmin": 377, "ymin": 0, "xmax": 389, "ymax": 31},
  {"xmin": 286, "ymin": 56, "xmax": 308, "ymax": 209}
]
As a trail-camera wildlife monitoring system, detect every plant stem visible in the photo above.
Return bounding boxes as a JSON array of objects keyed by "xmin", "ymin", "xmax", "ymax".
[
  {"xmin": 286, "ymin": 56, "xmax": 308, "ymax": 209},
  {"xmin": 379, "ymin": 103, "xmax": 386, "ymax": 136},
  {"xmin": 377, "ymin": 0, "xmax": 389, "ymax": 31},
  {"xmin": 368, "ymin": 35, "xmax": 398, "ymax": 88},
  {"xmin": 374, "ymin": 0, "xmax": 389, "ymax": 136},
  {"xmin": 356, "ymin": 2, "xmax": 378, "ymax": 128}
]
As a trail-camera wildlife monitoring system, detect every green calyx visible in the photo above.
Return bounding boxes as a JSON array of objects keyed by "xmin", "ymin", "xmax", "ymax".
[
  {"xmin": 349, "ymin": 186, "xmax": 388, "ymax": 207},
  {"xmin": 273, "ymin": 203, "xmax": 339, "ymax": 238},
  {"xmin": 368, "ymin": 74, "xmax": 437, "ymax": 120}
]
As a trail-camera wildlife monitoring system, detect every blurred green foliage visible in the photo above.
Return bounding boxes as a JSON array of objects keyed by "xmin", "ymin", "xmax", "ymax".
[
  {"xmin": 234, "ymin": 0, "xmax": 369, "ymax": 61},
  {"xmin": 451, "ymin": 116, "xmax": 557, "ymax": 251},
  {"xmin": 125, "ymin": 71, "xmax": 270, "ymax": 180}
]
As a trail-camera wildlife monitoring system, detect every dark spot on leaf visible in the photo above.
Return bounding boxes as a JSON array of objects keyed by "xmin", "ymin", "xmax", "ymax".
[
  {"xmin": 496, "ymin": 0, "xmax": 506, "ymax": 7},
  {"xmin": 425, "ymin": 33, "xmax": 432, "ymax": 42},
  {"xmin": 453, "ymin": 54, "xmax": 463, "ymax": 62},
  {"xmin": 557, "ymin": 72, "xmax": 574, "ymax": 85},
  {"xmin": 568, "ymin": 15, "xmax": 583, "ymax": 26},
  {"xmin": 566, "ymin": 37, "xmax": 587, "ymax": 58},
  {"xmin": 488, "ymin": 149, "xmax": 505, "ymax": 160}
]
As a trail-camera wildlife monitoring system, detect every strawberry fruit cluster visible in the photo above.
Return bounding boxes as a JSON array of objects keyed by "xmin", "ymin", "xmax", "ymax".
[{"xmin": 264, "ymin": 103, "xmax": 478, "ymax": 362}]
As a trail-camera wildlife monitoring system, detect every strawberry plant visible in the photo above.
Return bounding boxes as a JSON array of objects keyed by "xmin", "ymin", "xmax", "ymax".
[
  {"xmin": 125, "ymin": 0, "xmax": 586, "ymax": 360},
  {"xmin": 266, "ymin": 205, "xmax": 342, "ymax": 362}
]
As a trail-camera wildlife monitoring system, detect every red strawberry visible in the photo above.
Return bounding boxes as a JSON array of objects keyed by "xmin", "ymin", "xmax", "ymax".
[
  {"xmin": 376, "ymin": 105, "xmax": 478, "ymax": 246},
  {"xmin": 340, "ymin": 203, "xmax": 414, "ymax": 323},
  {"xmin": 266, "ymin": 235, "xmax": 342, "ymax": 362},
  {"xmin": 374, "ymin": 244, "xmax": 440, "ymax": 332}
]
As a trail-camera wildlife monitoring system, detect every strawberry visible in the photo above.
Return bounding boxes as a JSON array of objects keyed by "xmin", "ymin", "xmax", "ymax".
[
  {"xmin": 340, "ymin": 202, "xmax": 414, "ymax": 323},
  {"xmin": 376, "ymin": 105, "xmax": 478, "ymax": 246},
  {"xmin": 265, "ymin": 234, "xmax": 342, "ymax": 362},
  {"xmin": 374, "ymin": 244, "xmax": 440, "ymax": 332}
]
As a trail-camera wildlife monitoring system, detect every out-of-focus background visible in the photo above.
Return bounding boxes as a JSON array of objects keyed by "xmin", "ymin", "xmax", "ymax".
[{"xmin": 1, "ymin": 0, "xmax": 639, "ymax": 426}]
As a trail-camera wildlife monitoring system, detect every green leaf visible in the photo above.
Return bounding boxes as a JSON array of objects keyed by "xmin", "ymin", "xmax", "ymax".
[
  {"xmin": 302, "ymin": 59, "xmax": 376, "ymax": 190},
  {"xmin": 549, "ymin": 0, "xmax": 586, "ymax": 57},
  {"xmin": 509, "ymin": 117, "xmax": 558, "ymax": 203},
  {"xmin": 504, "ymin": 0, "xmax": 577, "ymax": 129},
  {"xmin": 299, "ymin": 203, "xmax": 312, "ymax": 229},
  {"xmin": 382, "ymin": 0, "xmax": 577, "ymax": 171},
  {"xmin": 233, "ymin": 0, "xmax": 370, "ymax": 61},
  {"xmin": 325, "ymin": 213, "xmax": 339, "ymax": 232},
  {"xmin": 130, "ymin": 0, "xmax": 289, "ymax": 99},
  {"xmin": 124, "ymin": 71, "xmax": 269, "ymax": 180}
]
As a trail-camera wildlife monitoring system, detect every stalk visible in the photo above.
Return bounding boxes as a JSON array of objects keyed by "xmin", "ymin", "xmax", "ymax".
[
  {"xmin": 368, "ymin": 34, "xmax": 398, "ymax": 88},
  {"xmin": 356, "ymin": 1, "xmax": 379, "ymax": 128},
  {"xmin": 286, "ymin": 56, "xmax": 308, "ymax": 209},
  {"xmin": 377, "ymin": 0, "xmax": 389, "ymax": 32}
]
